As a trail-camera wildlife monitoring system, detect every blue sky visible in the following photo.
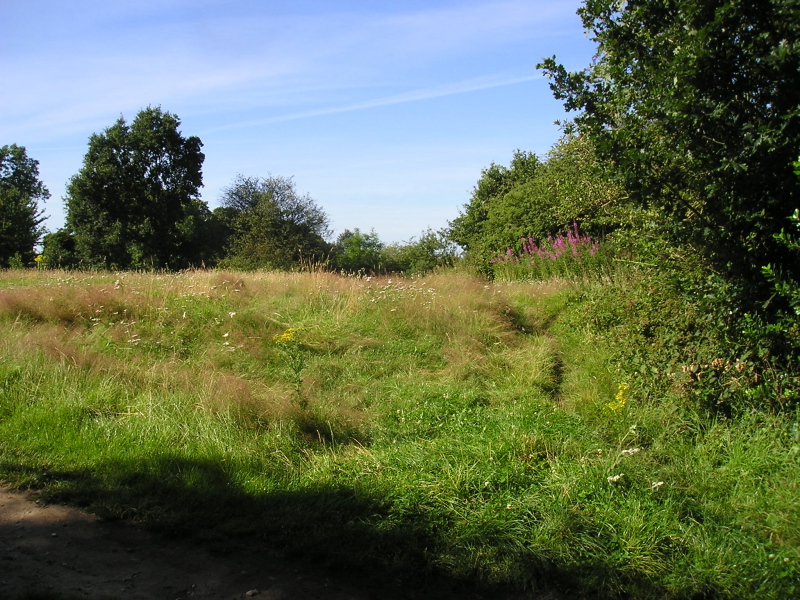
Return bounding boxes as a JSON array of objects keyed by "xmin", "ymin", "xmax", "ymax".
[{"xmin": 1, "ymin": 0, "xmax": 595, "ymax": 244}]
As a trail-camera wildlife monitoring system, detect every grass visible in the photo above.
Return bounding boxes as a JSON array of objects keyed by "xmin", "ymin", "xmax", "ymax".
[{"xmin": 0, "ymin": 268, "xmax": 798, "ymax": 598}]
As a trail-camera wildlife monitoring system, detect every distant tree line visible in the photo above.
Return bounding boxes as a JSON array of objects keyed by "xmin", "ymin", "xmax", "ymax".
[{"xmin": 2, "ymin": 106, "xmax": 455, "ymax": 275}]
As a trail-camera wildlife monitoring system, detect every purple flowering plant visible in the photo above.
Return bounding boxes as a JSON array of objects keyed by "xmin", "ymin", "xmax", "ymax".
[{"xmin": 491, "ymin": 222, "xmax": 605, "ymax": 280}]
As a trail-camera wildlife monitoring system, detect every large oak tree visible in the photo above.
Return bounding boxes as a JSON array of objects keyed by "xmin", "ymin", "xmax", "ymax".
[{"xmin": 64, "ymin": 106, "xmax": 206, "ymax": 269}]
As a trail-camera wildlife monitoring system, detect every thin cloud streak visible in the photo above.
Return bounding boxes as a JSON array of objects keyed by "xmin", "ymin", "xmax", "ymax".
[
  {"xmin": 208, "ymin": 73, "xmax": 541, "ymax": 132},
  {"xmin": 3, "ymin": 1, "xmax": 571, "ymax": 143}
]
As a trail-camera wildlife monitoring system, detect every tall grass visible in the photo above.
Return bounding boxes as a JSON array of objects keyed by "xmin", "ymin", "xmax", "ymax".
[{"xmin": 0, "ymin": 268, "xmax": 797, "ymax": 598}]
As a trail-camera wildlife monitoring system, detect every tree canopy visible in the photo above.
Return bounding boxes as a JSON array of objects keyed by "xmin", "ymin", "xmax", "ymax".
[
  {"xmin": 64, "ymin": 106, "xmax": 206, "ymax": 269},
  {"xmin": 448, "ymin": 150, "xmax": 540, "ymax": 256},
  {"xmin": 538, "ymin": 0, "xmax": 800, "ymax": 300},
  {"xmin": 0, "ymin": 144, "xmax": 48, "ymax": 267},
  {"xmin": 448, "ymin": 137, "xmax": 625, "ymax": 273},
  {"xmin": 332, "ymin": 228, "xmax": 384, "ymax": 273},
  {"xmin": 218, "ymin": 175, "xmax": 331, "ymax": 270}
]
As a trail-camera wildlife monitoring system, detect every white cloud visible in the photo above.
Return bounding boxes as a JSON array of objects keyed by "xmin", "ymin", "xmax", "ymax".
[{"xmin": 2, "ymin": 0, "xmax": 576, "ymax": 140}]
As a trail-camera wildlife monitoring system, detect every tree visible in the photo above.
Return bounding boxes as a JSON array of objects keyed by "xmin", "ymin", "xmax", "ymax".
[
  {"xmin": 383, "ymin": 229, "xmax": 459, "ymax": 275},
  {"xmin": 538, "ymin": 0, "xmax": 800, "ymax": 302},
  {"xmin": 204, "ymin": 206, "xmax": 239, "ymax": 265},
  {"xmin": 64, "ymin": 106, "xmax": 206, "ymax": 269},
  {"xmin": 0, "ymin": 144, "xmax": 48, "ymax": 267},
  {"xmin": 219, "ymin": 175, "xmax": 331, "ymax": 270},
  {"xmin": 448, "ymin": 137, "xmax": 624, "ymax": 273},
  {"xmin": 448, "ymin": 150, "xmax": 540, "ymax": 254},
  {"xmin": 41, "ymin": 230, "xmax": 79, "ymax": 270},
  {"xmin": 332, "ymin": 228, "xmax": 384, "ymax": 273}
]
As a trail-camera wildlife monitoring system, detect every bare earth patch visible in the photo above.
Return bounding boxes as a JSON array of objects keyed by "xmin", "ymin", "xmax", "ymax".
[
  {"xmin": 0, "ymin": 485, "xmax": 387, "ymax": 600},
  {"xmin": 1, "ymin": 486, "xmax": 558, "ymax": 600}
]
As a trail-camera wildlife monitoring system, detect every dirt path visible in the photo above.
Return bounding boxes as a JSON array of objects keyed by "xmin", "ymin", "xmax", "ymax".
[
  {"xmin": 0, "ymin": 485, "xmax": 384, "ymax": 600},
  {"xmin": 1, "ymin": 486, "xmax": 554, "ymax": 600}
]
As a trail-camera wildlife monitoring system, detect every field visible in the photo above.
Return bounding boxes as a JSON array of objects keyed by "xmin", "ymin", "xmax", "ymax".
[{"xmin": 0, "ymin": 268, "xmax": 798, "ymax": 599}]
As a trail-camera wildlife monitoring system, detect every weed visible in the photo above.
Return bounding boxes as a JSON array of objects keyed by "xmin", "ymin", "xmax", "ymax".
[
  {"xmin": 492, "ymin": 223, "xmax": 611, "ymax": 281},
  {"xmin": 273, "ymin": 326, "xmax": 306, "ymax": 403}
]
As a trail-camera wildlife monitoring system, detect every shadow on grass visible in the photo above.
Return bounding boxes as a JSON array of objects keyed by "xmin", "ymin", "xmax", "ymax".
[{"xmin": 0, "ymin": 457, "xmax": 594, "ymax": 599}]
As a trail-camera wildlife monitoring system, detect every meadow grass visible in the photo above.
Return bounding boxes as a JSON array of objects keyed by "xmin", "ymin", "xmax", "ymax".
[{"xmin": 0, "ymin": 268, "xmax": 797, "ymax": 598}]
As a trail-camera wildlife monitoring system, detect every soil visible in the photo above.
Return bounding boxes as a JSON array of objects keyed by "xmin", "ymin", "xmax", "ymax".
[
  {"xmin": 1, "ymin": 485, "xmax": 375, "ymax": 600},
  {"xmin": 0, "ymin": 486, "xmax": 561, "ymax": 600}
]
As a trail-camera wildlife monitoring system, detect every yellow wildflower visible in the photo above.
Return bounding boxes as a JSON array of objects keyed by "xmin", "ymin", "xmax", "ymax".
[
  {"xmin": 605, "ymin": 383, "xmax": 628, "ymax": 412},
  {"xmin": 273, "ymin": 327, "xmax": 301, "ymax": 345}
]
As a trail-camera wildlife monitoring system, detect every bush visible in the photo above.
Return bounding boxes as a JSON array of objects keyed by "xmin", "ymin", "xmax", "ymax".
[
  {"xmin": 382, "ymin": 229, "xmax": 458, "ymax": 276},
  {"xmin": 449, "ymin": 135, "xmax": 627, "ymax": 275},
  {"xmin": 331, "ymin": 228, "xmax": 383, "ymax": 274}
]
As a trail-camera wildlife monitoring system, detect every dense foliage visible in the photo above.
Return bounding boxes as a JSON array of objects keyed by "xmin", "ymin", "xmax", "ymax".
[
  {"xmin": 332, "ymin": 228, "xmax": 384, "ymax": 273},
  {"xmin": 538, "ymin": 0, "xmax": 800, "ymax": 305},
  {"xmin": 217, "ymin": 174, "xmax": 332, "ymax": 270},
  {"xmin": 535, "ymin": 0, "xmax": 800, "ymax": 411},
  {"xmin": 62, "ymin": 106, "xmax": 207, "ymax": 270},
  {"xmin": 448, "ymin": 149, "xmax": 539, "ymax": 270},
  {"xmin": 0, "ymin": 144, "xmax": 48, "ymax": 267},
  {"xmin": 382, "ymin": 228, "xmax": 458, "ymax": 275},
  {"xmin": 448, "ymin": 136, "xmax": 626, "ymax": 273}
]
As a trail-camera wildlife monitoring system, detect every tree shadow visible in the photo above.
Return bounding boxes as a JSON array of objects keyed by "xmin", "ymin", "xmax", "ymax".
[{"xmin": 0, "ymin": 457, "xmax": 599, "ymax": 599}]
